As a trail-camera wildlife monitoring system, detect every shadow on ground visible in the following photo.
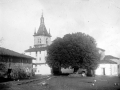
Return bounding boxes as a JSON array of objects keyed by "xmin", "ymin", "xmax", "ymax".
[{"xmin": 0, "ymin": 83, "xmax": 10, "ymax": 90}]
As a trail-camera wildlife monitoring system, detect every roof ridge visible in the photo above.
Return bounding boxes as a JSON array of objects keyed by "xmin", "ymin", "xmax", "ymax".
[
  {"xmin": 104, "ymin": 55, "xmax": 119, "ymax": 60},
  {"xmin": 100, "ymin": 59, "xmax": 117, "ymax": 64},
  {"xmin": 0, "ymin": 47, "xmax": 35, "ymax": 59}
]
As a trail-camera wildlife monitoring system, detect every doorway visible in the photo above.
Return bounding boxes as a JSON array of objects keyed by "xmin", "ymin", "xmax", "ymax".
[{"xmin": 102, "ymin": 68, "xmax": 105, "ymax": 75}]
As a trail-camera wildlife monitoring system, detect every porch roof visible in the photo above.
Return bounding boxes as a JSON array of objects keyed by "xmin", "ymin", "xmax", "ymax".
[
  {"xmin": 97, "ymin": 48, "xmax": 105, "ymax": 51},
  {"xmin": 100, "ymin": 60, "xmax": 117, "ymax": 64},
  {"xmin": 104, "ymin": 55, "xmax": 119, "ymax": 60},
  {"xmin": 25, "ymin": 47, "xmax": 47, "ymax": 52}
]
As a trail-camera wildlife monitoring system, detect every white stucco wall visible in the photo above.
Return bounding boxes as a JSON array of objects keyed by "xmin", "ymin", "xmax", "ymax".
[
  {"xmin": 61, "ymin": 67, "xmax": 74, "ymax": 73},
  {"xmin": 25, "ymin": 52, "xmax": 36, "ymax": 58},
  {"xmin": 110, "ymin": 59, "xmax": 120, "ymax": 76},
  {"xmin": 34, "ymin": 36, "xmax": 51, "ymax": 46},
  {"xmin": 35, "ymin": 64, "xmax": 51, "ymax": 75},
  {"xmin": 25, "ymin": 50, "xmax": 51, "ymax": 75},
  {"xmin": 26, "ymin": 51, "xmax": 47, "ymax": 63},
  {"xmin": 95, "ymin": 64, "xmax": 118, "ymax": 76}
]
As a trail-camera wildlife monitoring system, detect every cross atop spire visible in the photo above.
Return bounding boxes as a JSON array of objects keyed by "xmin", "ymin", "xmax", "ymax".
[
  {"xmin": 40, "ymin": 11, "xmax": 44, "ymax": 24},
  {"xmin": 42, "ymin": 10, "xmax": 43, "ymax": 17}
]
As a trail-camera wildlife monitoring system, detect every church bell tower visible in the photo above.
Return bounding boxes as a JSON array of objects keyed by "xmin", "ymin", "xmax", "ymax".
[{"xmin": 33, "ymin": 13, "xmax": 51, "ymax": 48}]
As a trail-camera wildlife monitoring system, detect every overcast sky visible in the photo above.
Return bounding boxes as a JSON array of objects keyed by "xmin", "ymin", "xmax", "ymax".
[{"xmin": 0, "ymin": 0, "xmax": 120, "ymax": 57}]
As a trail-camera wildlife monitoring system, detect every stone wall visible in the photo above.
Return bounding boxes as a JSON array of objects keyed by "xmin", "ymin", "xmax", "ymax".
[{"xmin": 0, "ymin": 56, "xmax": 33, "ymax": 73}]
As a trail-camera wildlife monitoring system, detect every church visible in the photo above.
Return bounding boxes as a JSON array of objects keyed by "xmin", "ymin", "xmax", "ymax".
[{"xmin": 25, "ymin": 13, "xmax": 52, "ymax": 75}]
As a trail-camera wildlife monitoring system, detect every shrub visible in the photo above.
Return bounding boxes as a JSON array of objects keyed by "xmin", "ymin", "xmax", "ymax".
[
  {"xmin": 11, "ymin": 67, "xmax": 35, "ymax": 80},
  {"xmin": 0, "ymin": 63, "xmax": 7, "ymax": 78},
  {"xmin": 0, "ymin": 83, "xmax": 10, "ymax": 90},
  {"xmin": 11, "ymin": 67, "xmax": 28, "ymax": 80}
]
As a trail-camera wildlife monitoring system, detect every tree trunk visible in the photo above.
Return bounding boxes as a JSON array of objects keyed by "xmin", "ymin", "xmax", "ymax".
[
  {"xmin": 87, "ymin": 69, "xmax": 92, "ymax": 77},
  {"xmin": 73, "ymin": 66, "xmax": 79, "ymax": 73},
  {"xmin": 51, "ymin": 67, "xmax": 61, "ymax": 75}
]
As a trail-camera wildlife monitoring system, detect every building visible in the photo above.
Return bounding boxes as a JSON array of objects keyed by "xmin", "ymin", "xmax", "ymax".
[
  {"xmin": 25, "ymin": 13, "xmax": 51, "ymax": 75},
  {"xmin": 95, "ymin": 49, "xmax": 120, "ymax": 76},
  {"xmin": 105, "ymin": 55, "xmax": 120, "ymax": 77},
  {"xmin": 0, "ymin": 47, "xmax": 34, "ymax": 74},
  {"xmin": 98, "ymin": 48, "xmax": 105, "ymax": 60}
]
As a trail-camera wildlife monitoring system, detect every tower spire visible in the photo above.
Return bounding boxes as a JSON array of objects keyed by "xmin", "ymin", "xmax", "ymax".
[
  {"xmin": 40, "ymin": 10, "xmax": 44, "ymax": 24},
  {"xmin": 49, "ymin": 28, "xmax": 51, "ymax": 36},
  {"xmin": 34, "ymin": 28, "xmax": 36, "ymax": 35},
  {"xmin": 35, "ymin": 12, "xmax": 51, "ymax": 37}
]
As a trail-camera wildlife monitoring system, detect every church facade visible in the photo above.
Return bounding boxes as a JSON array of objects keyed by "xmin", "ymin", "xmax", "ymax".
[{"xmin": 25, "ymin": 14, "xmax": 51, "ymax": 75}]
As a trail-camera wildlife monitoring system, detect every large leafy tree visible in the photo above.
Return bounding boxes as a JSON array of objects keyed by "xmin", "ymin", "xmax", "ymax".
[{"xmin": 47, "ymin": 32, "xmax": 100, "ymax": 73}]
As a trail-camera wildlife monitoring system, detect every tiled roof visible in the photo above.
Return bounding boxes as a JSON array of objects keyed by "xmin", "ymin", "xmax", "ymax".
[
  {"xmin": 0, "ymin": 47, "xmax": 35, "ymax": 59},
  {"xmin": 34, "ymin": 24, "xmax": 51, "ymax": 37},
  {"xmin": 25, "ymin": 47, "xmax": 47, "ymax": 52},
  {"xmin": 34, "ymin": 14, "xmax": 51, "ymax": 37},
  {"xmin": 100, "ymin": 60, "xmax": 117, "ymax": 64},
  {"xmin": 97, "ymin": 48, "xmax": 105, "ymax": 51},
  {"xmin": 104, "ymin": 55, "xmax": 119, "ymax": 60}
]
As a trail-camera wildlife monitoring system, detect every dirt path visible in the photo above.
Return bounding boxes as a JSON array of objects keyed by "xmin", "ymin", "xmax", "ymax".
[{"xmin": 1, "ymin": 76, "xmax": 120, "ymax": 90}]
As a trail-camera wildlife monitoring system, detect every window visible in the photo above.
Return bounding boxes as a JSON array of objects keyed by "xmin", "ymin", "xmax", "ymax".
[
  {"xmin": 38, "ymin": 39, "xmax": 39, "ymax": 43},
  {"xmin": 36, "ymin": 52, "xmax": 37, "ymax": 56},
  {"xmin": 39, "ymin": 57, "xmax": 41, "ymax": 61},
  {"xmin": 46, "ymin": 38, "xmax": 48, "ymax": 44},
  {"xmin": 118, "ymin": 65, "xmax": 120, "ymax": 69},
  {"xmin": 40, "ymin": 38, "xmax": 41, "ymax": 43},
  {"xmin": 38, "ymin": 38, "xmax": 41, "ymax": 43}
]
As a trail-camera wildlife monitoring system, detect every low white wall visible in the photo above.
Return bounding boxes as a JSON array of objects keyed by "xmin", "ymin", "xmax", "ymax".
[
  {"xmin": 35, "ymin": 64, "xmax": 51, "ymax": 75},
  {"xmin": 61, "ymin": 68, "xmax": 74, "ymax": 73}
]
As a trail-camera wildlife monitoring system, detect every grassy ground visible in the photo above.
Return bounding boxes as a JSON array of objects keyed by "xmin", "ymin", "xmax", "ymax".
[
  {"xmin": 46, "ymin": 76, "xmax": 120, "ymax": 90},
  {"xmin": 0, "ymin": 75, "xmax": 120, "ymax": 90}
]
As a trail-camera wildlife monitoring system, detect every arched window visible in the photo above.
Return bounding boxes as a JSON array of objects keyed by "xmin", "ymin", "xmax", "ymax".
[
  {"xmin": 40, "ymin": 38, "xmax": 41, "ymax": 43},
  {"xmin": 38, "ymin": 38, "xmax": 41, "ymax": 43}
]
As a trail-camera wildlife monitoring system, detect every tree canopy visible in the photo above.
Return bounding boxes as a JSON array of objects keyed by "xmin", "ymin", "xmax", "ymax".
[{"xmin": 47, "ymin": 32, "xmax": 100, "ymax": 70}]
